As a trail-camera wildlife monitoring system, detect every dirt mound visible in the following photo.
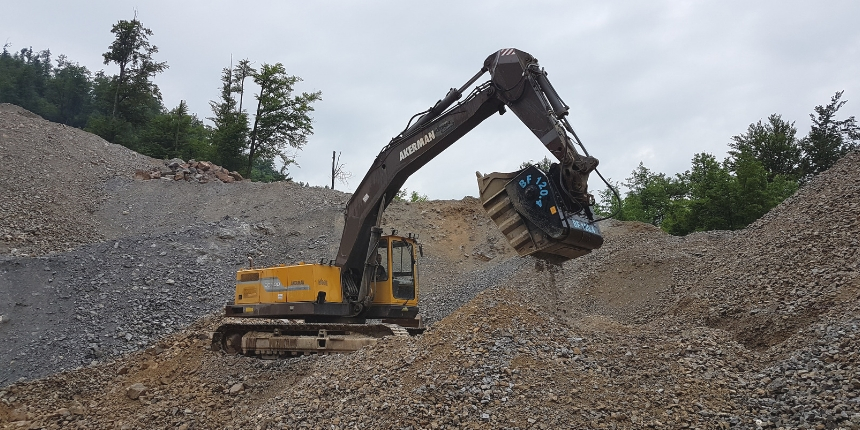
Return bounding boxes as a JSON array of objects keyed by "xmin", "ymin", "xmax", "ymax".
[
  {"xmin": 691, "ymin": 152, "xmax": 860, "ymax": 348},
  {"xmin": 1, "ymin": 106, "xmax": 860, "ymax": 428},
  {"xmin": 526, "ymin": 152, "xmax": 859, "ymax": 350},
  {"xmin": 0, "ymin": 104, "xmax": 43, "ymax": 119},
  {"xmin": 0, "ymin": 290, "xmax": 755, "ymax": 429},
  {"xmin": 0, "ymin": 107, "xmax": 161, "ymax": 256}
]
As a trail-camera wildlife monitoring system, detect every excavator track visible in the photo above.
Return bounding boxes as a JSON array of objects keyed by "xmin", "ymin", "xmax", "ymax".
[{"xmin": 211, "ymin": 319, "xmax": 411, "ymax": 358}]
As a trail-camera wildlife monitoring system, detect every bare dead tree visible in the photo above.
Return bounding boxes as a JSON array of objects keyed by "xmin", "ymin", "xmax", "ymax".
[{"xmin": 331, "ymin": 150, "xmax": 352, "ymax": 189}]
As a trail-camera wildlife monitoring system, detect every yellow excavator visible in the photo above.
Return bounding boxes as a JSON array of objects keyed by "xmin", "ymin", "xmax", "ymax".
[{"xmin": 212, "ymin": 48, "xmax": 607, "ymax": 357}]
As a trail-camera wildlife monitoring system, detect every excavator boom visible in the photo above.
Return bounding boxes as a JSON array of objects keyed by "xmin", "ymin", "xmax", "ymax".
[{"xmin": 337, "ymin": 48, "xmax": 602, "ymax": 279}]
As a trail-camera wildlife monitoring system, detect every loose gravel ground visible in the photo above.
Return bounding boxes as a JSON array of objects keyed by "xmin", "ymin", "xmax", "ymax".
[{"xmin": 1, "ymin": 105, "xmax": 859, "ymax": 429}]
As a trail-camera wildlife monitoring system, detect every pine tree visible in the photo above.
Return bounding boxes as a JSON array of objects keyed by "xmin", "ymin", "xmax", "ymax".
[
  {"xmin": 799, "ymin": 91, "xmax": 860, "ymax": 179},
  {"xmin": 208, "ymin": 67, "xmax": 248, "ymax": 171}
]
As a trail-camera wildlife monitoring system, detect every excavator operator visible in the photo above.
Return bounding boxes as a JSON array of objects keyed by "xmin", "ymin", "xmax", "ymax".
[{"xmin": 373, "ymin": 252, "xmax": 388, "ymax": 281}]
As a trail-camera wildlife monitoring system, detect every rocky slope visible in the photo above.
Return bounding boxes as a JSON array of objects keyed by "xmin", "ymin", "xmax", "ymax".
[{"xmin": 1, "ymin": 105, "xmax": 859, "ymax": 429}]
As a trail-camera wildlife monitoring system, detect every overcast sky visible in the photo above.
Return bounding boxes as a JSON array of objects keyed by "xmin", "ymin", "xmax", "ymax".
[{"xmin": 4, "ymin": 1, "xmax": 859, "ymax": 200}]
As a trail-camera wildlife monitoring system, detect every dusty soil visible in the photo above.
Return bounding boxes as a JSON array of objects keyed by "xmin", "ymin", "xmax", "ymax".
[{"xmin": 1, "ymin": 105, "xmax": 859, "ymax": 429}]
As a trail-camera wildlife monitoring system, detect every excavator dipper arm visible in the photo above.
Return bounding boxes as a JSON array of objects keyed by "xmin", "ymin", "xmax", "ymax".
[{"xmin": 336, "ymin": 48, "xmax": 602, "ymax": 286}]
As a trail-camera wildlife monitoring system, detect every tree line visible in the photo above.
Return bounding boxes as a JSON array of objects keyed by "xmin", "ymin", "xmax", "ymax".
[
  {"xmin": 5, "ymin": 17, "xmax": 857, "ymax": 230},
  {"xmin": 594, "ymin": 91, "xmax": 859, "ymax": 235},
  {"xmin": 0, "ymin": 16, "xmax": 320, "ymax": 182}
]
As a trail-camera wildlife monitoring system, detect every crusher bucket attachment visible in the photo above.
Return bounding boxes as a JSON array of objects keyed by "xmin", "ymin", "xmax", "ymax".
[{"xmin": 476, "ymin": 165, "xmax": 603, "ymax": 261}]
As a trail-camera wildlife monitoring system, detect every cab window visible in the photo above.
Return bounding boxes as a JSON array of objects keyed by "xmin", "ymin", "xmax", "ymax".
[
  {"xmin": 373, "ymin": 242, "xmax": 389, "ymax": 282},
  {"xmin": 391, "ymin": 240, "xmax": 415, "ymax": 300}
]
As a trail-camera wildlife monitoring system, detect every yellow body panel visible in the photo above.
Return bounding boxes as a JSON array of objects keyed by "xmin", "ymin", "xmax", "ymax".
[
  {"xmin": 232, "ymin": 235, "xmax": 419, "ymax": 307},
  {"xmin": 235, "ymin": 263, "xmax": 342, "ymax": 304},
  {"xmin": 371, "ymin": 278, "xmax": 418, "ymax": 307}
]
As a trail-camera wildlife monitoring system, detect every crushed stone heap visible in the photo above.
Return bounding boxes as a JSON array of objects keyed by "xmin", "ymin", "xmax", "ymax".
[
  {"xmin": 0, "ymin": 104, "xmax": 160, "ymax": 256},
  {"xmin": 0, "ymin": 104, "xmax": 859, "ymax": 429}
]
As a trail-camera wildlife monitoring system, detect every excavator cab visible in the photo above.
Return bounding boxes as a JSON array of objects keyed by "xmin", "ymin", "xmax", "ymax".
[{"xmin": 371, "ymin": 235, "xmax": 418, "ymax": 306}]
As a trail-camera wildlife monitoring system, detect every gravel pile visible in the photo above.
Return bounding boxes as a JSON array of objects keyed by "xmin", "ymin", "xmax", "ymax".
[
  {"xmin": 745, "ymin": 316, "xmax": 860, "ymax": 428},
  {"xmin": 0, "ymin": 104, "xmax": 161, "ymax": 256},
  {"xmin": 688, "ymin": 152, "xmax": 860, "ymax": 349},
  {"xmin": 1, "ymin": 105, "xmax": 859, "ymax": 429}
]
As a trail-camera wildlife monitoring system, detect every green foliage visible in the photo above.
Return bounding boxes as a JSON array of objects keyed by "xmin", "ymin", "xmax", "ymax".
[
  {"xmin": 393, "ymin": 189, "xmax": 428, "ymax": 202},
  {"xmin": 101, "ymin": 17, "xmax": 168, "ymax": 120},
  {"xmin": 246, "ymin": 62, "xmax": 322, "ymax": 176},
  {"xmin": 231, "ymin": 59, "xmax": 255, "ymax": 114},
  {"xmin": 605, "ymin": 151, "xmax": 799, "ymax": 236},
  {"xmin": 208, "ymin": 60, "xmax": 321, "ymax": 179},
  {"xmin": 520, "ymin": 156, "xmax": 554, "ymax": 172},
  {"xmin": 0, "ymin": 48, "xmax": 51, "ymax": 112},
  {"xmin": 0, "ymin": 47, "xmax": 94, "ymax": 125},
  {"xmin": 44, "ymin": 55, "xmax": 93, "ymax": 127},
  {"xmin": 208, "ymin": 67, "xmax": 249, "ymax": 171},
  {"xmin": 592, "ymin": 180, "xmax": 622, "ymax": 218},
  {"xmin": 84, "ymin": 114, "xmax": 137, "ymax": 148},
  {"xmin": 141, "ymin": 101, "xmax": 211, "ymax": 160},
  {"xmin": 799, "ymin": 91, "xmax": 860, "ymax": 180},
  {"xmin": 81, "ymin": 16, "xmax": 168, "ymax": 151},
  {"xmin": 249, "ymin": 155, "xmax": 291, "ymax": 183},
  {"xmin": 729, "ymin": 114, "xmax": 801, "ymax": 180},
  {"xmin": 409, "ymin": 190, "xmax": 428, "ymax": 202},
  {"xmin": 682, "ymin": 153, "xmax": 737, "ymax": 232},
  {"xmin": 605, "ymin": 163, "xmax": 688, "ymax": 228},
  {"xmin": 599, "ymin": 91, "xmax": 854, "ymax": 236},
  {"xmin": 3, "ymin": 27, "xmax": 321, "ymax": 184}
]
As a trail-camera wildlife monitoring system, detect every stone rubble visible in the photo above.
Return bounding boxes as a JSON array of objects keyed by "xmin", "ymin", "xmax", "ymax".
[{"xmin": 134, "ymin": 158, "xmax": 245, "ymax": 183}]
